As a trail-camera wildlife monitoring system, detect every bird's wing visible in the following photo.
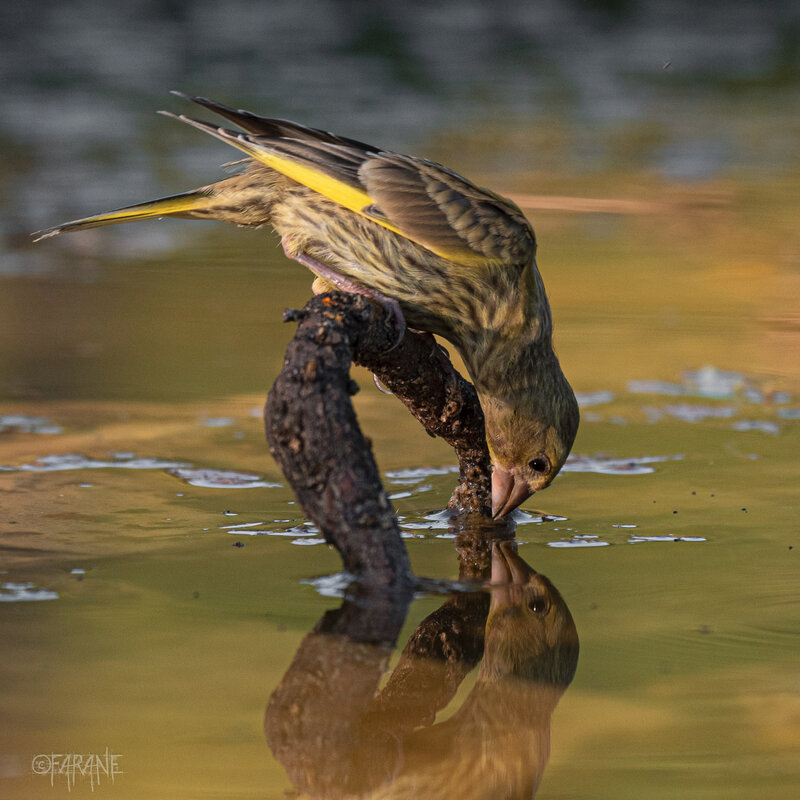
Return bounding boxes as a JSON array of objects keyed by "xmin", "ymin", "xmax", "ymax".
[
  {"xmin": 358, "ymin": 154, "xmax": 535, "ymax": 266},
  {"xmin": 170, "ymin": 91, "xmax": 377, "ymax": 150},
  {"xmin": 168, "ymin": 96, "xmax": 536, "ymax": 268}
]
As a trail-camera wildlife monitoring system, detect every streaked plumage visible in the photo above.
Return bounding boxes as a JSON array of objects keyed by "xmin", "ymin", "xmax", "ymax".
[{"xmin": 35, "ymin": 93, "xmax": 579, "ymax": 516}]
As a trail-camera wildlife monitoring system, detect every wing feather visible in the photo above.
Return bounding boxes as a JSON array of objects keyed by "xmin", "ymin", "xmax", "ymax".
[
  {"xmin": 359, "ymin": 155, "xmax": 535, "ymax": 265},
  {"xmin": 170, "ymin": 91, "xmax": 376, "ymax": 150},
  {"xmin": 169, "ymin": 95, "xmax": 536, "ymax": 267}
]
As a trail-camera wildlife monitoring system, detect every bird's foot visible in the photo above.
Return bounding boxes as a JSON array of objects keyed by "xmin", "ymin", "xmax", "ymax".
[
  {"xmin": 412, "ymin": 331, "xmax": 453, "ymax": 372},
  {"xmin": 281, "ymin": 236, "xmax": 406, "ymax": 349}
]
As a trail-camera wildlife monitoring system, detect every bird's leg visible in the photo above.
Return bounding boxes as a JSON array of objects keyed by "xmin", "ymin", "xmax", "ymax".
[
  {"xmin": 287, "ymin": 241, "xmax": 397, "ymax": 394},
  {"xmin": 281, "ymin": 236, "xmax": 405, "ymax": 349}
]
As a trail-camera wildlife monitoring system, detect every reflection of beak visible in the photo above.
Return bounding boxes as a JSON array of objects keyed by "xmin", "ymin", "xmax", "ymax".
[
  {"xmin": 491, "ymin": 540, "xmax": 537, "ymax": 584},
  {"xmin": 491, "ymin": 466, "xmax": 533, "ymax": 519},
  {"xmin": 490, "ymin": 540, "xmax": 537, "ymax": 609}
]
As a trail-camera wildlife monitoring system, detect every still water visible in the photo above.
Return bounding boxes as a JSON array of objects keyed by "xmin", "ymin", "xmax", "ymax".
[{"xmin": 2, "ymin": 2, "xmax": 800, "ymax": 798}]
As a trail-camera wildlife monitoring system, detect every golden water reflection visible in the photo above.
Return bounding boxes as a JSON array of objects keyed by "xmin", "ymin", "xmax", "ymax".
[{"xmin": 265, "ymin": 535, "xmax": 578, "ymax": 799}]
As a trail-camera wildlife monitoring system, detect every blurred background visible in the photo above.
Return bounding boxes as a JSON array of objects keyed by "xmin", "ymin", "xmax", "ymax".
[{"xmin": 2, "ymin": 0, "xmax": 799, "ymax": 401}]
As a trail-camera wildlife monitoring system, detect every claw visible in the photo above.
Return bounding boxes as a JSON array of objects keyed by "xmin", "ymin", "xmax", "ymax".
[{"xmin": 373, "ymin": 373, "xmax": 394, "ymax": 395}]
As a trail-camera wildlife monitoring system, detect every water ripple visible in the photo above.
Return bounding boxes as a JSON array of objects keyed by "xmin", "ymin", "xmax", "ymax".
[
  {"xmin": 563, "ymin": 454, "xmax": 682, "ymax": 475},
  {"xmin": 0, "ymin": 414, "xmax": 62, "ymax": 434},
  {"xmin": 0, "ymin": 453, "xmax": 186, "ymax": 472},
  {"xmin": 0, "ymin": 582, "xmax": 59, "ymax": 602},
  {"xmin": 167, "ymin": 467, "xmax": 282, "ymax": 489},
  {"xmin": 385, "ymin": 466, "xmax": 459, "ymax": 485}
]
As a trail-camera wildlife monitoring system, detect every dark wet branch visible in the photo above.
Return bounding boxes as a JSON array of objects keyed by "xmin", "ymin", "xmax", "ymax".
[
  {"xmin": 264, "ymin": 293, "xmax": 411, "ymax": 591},
  {"xmin": 264, "ymin": 292, "xmax": 492, "ymax": 588},
  {"xmin": 355, "ymin": 314, "xmax": 492, "ymax": 516}
]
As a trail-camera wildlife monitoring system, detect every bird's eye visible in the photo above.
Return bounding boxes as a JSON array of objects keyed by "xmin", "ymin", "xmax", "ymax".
[
  {"xmin": 529, "ymin": 457, "xmax": 548, "ymax": 473},
  {"xmin": 528, "ymin": 597, "xmax": 549, "ymax": 614}
]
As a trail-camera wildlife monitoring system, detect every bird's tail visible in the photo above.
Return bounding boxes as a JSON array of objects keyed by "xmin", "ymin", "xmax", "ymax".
[{"xmin": 32, "ymin": 188, "xmax": 214, "ymax": 241}]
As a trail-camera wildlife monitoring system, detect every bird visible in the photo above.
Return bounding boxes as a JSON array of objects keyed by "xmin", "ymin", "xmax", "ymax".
[{"xmin": 34, "ymin": 92, "xmax": 579, "ymax": 518}]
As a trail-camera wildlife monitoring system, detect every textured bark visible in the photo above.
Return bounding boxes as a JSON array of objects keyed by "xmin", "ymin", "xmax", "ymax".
[
  {"xmin": 356, "ymin": 321, "xmax": 492, "ymax": 516},
  {"xmin": 264, "ymin": 291, "xmax": 492, "ymax": 588}
]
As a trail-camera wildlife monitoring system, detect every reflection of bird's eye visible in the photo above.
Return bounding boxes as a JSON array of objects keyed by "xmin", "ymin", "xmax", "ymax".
[
  {"xmin": 528, "ymin": 597, "xmax": 548, "ymax": 614},
  {"xmin": 529, "ymin": 457, "xmax": 548, "ymax": 473}
]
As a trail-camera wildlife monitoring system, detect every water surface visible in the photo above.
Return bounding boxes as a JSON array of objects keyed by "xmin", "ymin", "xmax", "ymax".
[{"xmin": 2, "ymin": 3, "xmax": 799, "ymax": 798}]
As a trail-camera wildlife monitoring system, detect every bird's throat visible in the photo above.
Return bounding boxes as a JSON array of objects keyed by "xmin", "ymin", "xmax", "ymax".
[{"xmin": 464, "ymin": 335, "xmax": 555, "ymax": 401}]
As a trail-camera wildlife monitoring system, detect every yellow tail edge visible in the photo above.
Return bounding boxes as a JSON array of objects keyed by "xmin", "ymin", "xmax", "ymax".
[{"xmin": 32, "ymin": 189, "xmax": 211, "ymax": 242}]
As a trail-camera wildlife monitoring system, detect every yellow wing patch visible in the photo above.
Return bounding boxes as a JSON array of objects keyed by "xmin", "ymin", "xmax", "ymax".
[
  {"xmin": 227, "ymin": 136, "xmax": 406, "ymax": 237},
  {"xmin": 220, "ymin": 133, "xmax": 487, "ymax": 262},
  {"xmin": 166, "ymin": 115, "xmax": 498, "ymax": 266}
]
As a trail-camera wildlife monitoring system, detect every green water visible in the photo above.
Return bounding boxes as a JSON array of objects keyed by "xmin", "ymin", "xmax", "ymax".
[{"xmin": 2, "ymin": 3, "xmax": 800, "ymax": 797}]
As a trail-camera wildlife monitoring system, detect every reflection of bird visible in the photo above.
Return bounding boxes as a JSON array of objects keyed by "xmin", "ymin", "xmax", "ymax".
[
  {"xmin": 35, "ymin": 94, "xmax": 579, "ymax": 517},
  {"xmin": 264, "ymin": 539, "xmax": 578, "ymax": 799},
  {"xmin": 483, "ymin": 539, "xmax": 579, "ymax": 686},
  {"xmin": 382, "ymin": 540, "xmax": 578, "ymax": 799}
]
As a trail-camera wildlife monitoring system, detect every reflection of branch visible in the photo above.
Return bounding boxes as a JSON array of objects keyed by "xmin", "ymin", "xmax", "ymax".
[
  {"xmin": 368, "ymin": 590, "xmax": 490, "ymax": 732},
  {"xmin": 368, "ymin": 520, "xmax": 509, "ymax": 732},
  {"xmin": 264, "ymin": 593, "xmax": 411, "ymax": 798},
  {"xmin": 264, "ymin": 292, "xmax": 493, "ymax": 587},
  {"xmin": 264, "ymin": 539, "xmax": 579, "ymax": 799}
]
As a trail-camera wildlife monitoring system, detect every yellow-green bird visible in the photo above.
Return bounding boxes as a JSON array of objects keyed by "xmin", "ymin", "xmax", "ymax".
[{"xmin": 35, "ymin": 93, "xmax": 579, "ymax": 518}]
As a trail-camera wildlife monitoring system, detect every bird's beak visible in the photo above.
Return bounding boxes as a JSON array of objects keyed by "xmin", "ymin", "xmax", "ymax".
[{"xmin": 491, "ymin": 466, "xmax": 533, "ymax": 519}]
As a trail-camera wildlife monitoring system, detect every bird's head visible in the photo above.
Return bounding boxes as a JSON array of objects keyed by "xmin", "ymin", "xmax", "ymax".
[{"xmin": 483, "ymin": 361, "xmax": 579, "ymax": 519}]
